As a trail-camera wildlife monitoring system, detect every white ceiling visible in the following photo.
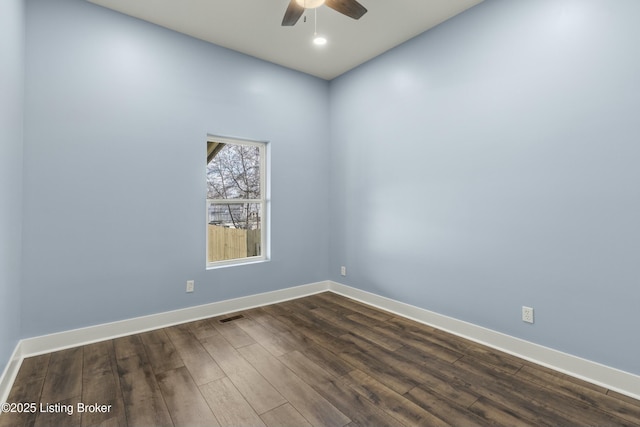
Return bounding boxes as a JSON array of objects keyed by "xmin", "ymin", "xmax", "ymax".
[{"xmin": 87, "ymin": 0, "xmax": 483, "ymax": 80}]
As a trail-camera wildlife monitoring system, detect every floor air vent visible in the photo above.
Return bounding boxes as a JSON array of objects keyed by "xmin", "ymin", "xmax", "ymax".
[{"xmin": 218, "ymin": 314, "xmax": 244, "ymax": 323}]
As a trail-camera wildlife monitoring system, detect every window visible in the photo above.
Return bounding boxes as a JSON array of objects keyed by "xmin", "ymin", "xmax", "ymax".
[{"xmin": 206, "ymin": 136, "xmax": 268, "ymax": 267}]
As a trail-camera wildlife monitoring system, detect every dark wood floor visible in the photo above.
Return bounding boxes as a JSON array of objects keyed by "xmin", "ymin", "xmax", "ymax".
[{"xmin": 2, "ymin": 292, "xmax": 640, "ymax": 427}]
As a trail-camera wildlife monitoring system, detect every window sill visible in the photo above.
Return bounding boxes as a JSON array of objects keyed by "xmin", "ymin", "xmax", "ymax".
[{"xmin": 206, "ymin": 257, "xmax": 269, "ymax": 270}]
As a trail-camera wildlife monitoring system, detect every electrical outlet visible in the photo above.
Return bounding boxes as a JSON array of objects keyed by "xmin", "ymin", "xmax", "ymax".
[
  {"xmin": 340, "ymin": 266, "xmax": 347, "ymax": 276},
  {"xmin": 522, "ymin": 306, "xmax": 534, "ymax": 324},
  {"xmin": 186, "ymin": 280, "xmax": 194, "ymax": 293}
]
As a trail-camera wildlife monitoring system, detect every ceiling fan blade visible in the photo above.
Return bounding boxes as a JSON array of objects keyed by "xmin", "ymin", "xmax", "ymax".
[
  {"xmin": 325, "ymin": 0, "xmax": 367, "ymax": 20},
  {"xmin": 282, "ymin": 0, "xmax": 305, "ymax": 26}
]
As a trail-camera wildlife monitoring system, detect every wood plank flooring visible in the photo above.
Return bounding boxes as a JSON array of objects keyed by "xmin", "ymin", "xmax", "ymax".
[{"xmin": 2, "ymin": 292, "xmax": 639, "ymax": 427}]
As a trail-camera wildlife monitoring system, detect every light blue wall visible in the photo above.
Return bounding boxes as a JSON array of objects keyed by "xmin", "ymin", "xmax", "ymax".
[
  {"xmin": 21, "ymin": 0, "xmax": 330, "ymax": 337},
  {"xmin": 0, "ymin": 0, "xmax": 24, "ymax": 371},
  {"xmin": 329, "ymin": 0, "xmax": 640, "ymax": 375}
]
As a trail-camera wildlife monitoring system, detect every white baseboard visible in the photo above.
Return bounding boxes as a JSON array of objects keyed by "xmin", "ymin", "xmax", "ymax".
[
  {"xmin": 19, "ymin": 281, "xmax": 330, "ymax": 357},
  {"xmin": 328, "ymin": 281, "xmax": 640, "ymax": 401},
  {"xmin": 2, "ymin": 279, "xmax": 639, "ymax": 404},
  {"xmin": 0, "ymin": 343, "xmax": 23, "ymax": 404}
]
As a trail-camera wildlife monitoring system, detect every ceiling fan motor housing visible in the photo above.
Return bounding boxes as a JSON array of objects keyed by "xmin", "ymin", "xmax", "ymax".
[
  {"xmin": 283, "ymin": 0, "xmax": 367, "ymax": 26},
  {"xmin": 295, "ymin": 0, "xmax": 325, "ymax": 8}
]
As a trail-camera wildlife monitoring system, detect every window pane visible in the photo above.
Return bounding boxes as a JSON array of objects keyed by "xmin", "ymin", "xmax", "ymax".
[
  {"xmin": 206, "ymin": 137, "xmax": 267, "ymax": 267},
  {"xmin": 207, "ymin": 144, "xmax": 261, "ymax": 200},
  {"xmin": 207, "ymin": 202, "xmax": 262, "ymax": 262}
]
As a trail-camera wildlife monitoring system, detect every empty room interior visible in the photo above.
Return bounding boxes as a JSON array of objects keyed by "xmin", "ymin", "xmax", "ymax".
[{"xmin": 1, "ymin": 0, "xmax": 640, "ymax": 425}]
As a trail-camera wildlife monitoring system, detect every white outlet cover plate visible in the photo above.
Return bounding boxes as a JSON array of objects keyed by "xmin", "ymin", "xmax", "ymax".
[{"xmin": 522, "ymin": 306, "xmax": 534, "ymax": 323}]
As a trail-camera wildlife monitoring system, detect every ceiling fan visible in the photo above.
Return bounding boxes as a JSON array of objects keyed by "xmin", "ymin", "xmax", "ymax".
[{"xmin": 282, "ymin": 0, "xmax": 367, "ymax": 26}]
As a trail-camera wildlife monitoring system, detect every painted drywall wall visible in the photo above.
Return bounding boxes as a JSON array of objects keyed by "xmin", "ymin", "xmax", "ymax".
[
  {"xmin": 329, "ymin": 0, "xmax": 640, "ymax": 375},
  {"xmin": 0, "ymin": 0, "xmax": 24, "ymax": 372},
  {"xmin": 21, "ymin": 0, "xmax": 330, "ymax": 337}
]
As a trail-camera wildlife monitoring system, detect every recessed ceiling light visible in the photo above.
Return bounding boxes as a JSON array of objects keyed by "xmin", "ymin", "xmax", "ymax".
[{"xmin": 313, "ymin": 35, "xmax": 327, "ymax": 46}]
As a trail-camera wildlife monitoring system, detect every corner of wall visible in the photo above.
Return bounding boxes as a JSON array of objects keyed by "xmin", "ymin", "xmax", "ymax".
[{"xmin": 0, "ymin": 0, "xmax": 25, "ymax": 393}]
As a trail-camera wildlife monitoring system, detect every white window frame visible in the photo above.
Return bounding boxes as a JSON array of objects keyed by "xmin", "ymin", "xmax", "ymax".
[{"xmin": 206, "ymin": 135, "xmax": 269, "ymax": 269}]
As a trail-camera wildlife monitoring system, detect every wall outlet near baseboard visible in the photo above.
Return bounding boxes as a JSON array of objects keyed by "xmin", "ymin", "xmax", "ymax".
[
  {"xmin": 186, "ymin": 280, "xmax": 194, "ymax": 293},
  {"xmin": 522, "ymin": 306, "xmax": 534, "ymax": 323},
  {"xmin": 340, "ymin": 266, "xmax": 347, "ymax": 276}
]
